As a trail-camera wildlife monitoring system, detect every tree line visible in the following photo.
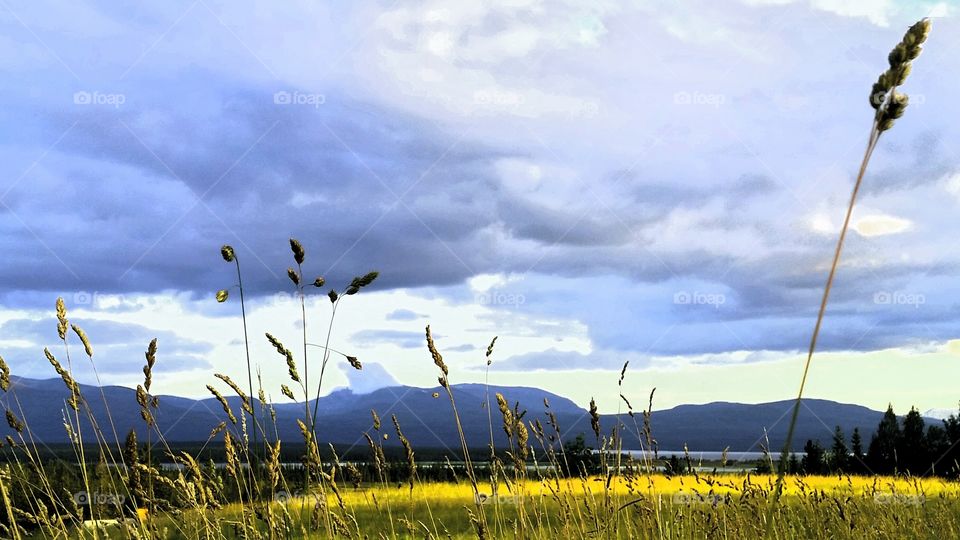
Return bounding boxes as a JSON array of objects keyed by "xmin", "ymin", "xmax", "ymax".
[{"xmin": 769, "ymin": 405, "xmax": 960, "ymax": 477}]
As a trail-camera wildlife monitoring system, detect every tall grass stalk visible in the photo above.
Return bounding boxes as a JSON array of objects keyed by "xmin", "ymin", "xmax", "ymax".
[{"xmin": 767, "ymin": 17, "xmax": 932, "ymax": 534}]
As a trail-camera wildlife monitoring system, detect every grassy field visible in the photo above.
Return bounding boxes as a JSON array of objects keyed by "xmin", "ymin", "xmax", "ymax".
[{"xmin": 66, "ymin": 474, "xmax": 960, "ymax": 539}]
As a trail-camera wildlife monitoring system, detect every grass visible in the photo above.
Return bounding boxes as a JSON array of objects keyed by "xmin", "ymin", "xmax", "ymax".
[
  {"xmin": 36, "ymin": 475, "xmax": 960, "ymax": 539},
  {"xmin": 0, "ymin": 16, "xmax": 949, "ymax": 540}
]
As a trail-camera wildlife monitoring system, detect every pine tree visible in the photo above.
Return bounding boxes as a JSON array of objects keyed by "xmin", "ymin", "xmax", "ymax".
[
  {"xmin": 943, "ymin": 409, "xmax": 960, "ymax": 477},
  {"xmin": 830, "ymin": 426, "xmax": 848, "ymax": 472},
  {"xmin": 850, "ymin": 427, "xmax": 864, "ymax": 473},
  {"xmin": 801, "ymin": 439, "xmax": 825, "ymax": 475},
  {"xmin": 899, "ymin": 407, "xmax": 926, "ymax": 475},
  {"xmin": 867, "ymin": 404, "xmax": 901, "ymax": 474}
]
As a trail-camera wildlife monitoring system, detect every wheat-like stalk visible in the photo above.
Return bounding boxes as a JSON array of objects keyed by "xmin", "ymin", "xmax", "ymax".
[{"xmin": 767, "ymin": 18, "xmax": 932, "ymax": 534}]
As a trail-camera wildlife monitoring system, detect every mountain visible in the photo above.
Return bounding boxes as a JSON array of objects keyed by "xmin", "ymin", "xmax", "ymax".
[
  {"xmin": 923, "ymin": 408, "xmax": 959, "ymax": 421},
  {"xmin": 0, "ymin": 377, "xmax": 938, "ymax": 452}
]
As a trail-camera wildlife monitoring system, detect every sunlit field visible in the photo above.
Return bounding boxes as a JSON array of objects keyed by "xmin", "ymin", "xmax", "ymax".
[{"xmin": 104, "ymin": 475, "xmax": 960, "ymax": 539}]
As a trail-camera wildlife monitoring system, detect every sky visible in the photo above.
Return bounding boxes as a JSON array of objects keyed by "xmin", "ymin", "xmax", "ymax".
[{"xmin": 2, "ymin": 0, "xmax": 960, "ymax": 415}]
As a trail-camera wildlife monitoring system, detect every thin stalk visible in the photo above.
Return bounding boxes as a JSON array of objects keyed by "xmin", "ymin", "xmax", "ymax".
[
  {"xmin": 234, "ymin": 257, "xmax": 258, "ymax": 462},
  {"xmin": 765, "ymin": 122, "xmax": 881, "ymax": 533},
  {"xmin": 311, "ymin": 299, "xmax": 340, "ymax": 431},
  {"xmin": 297, "ymin": 263, "xmax": 309, "ymax": 432}
]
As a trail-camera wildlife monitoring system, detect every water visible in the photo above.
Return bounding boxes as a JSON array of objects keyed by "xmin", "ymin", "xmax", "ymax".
[{"xmin": 610, "ymin": 450, "xmax": 801, "ymax": 462}]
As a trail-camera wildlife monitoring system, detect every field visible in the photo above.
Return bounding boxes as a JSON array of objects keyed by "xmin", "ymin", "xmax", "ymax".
[{"xmin": 60, "ymin": 474, "xmax": 960, "ymax": 539}]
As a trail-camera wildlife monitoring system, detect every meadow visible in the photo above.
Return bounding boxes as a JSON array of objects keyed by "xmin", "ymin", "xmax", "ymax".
[{"xmin": 0, "ymin": 15, "xmax": 952, "ymax": 540}]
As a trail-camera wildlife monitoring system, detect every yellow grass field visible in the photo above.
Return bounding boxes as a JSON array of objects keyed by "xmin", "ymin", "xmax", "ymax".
[{"xmin": 186, "ymin": 474, "xmax": 959, "ymax": 539}]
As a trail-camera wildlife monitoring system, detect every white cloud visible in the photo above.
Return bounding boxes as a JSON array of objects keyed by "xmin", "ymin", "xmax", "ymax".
[
  {"xmin": 7, "ymin": 284, "xmax": 590, "ymax": 398},
  {"xmin": 852, "ymin": 213, "xmax": 913, "ymax": 237}
]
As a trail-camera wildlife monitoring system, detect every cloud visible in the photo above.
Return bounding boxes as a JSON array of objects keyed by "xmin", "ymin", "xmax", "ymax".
[
  {"xmin": 385, "ymin": 309, "xmax": 426, "ymax": 321},
  {"xmin": 852, "ymin": 214, "xmax": 913, "ymax": 237},
  {"xmin": 339, "ymin": 361, "xmax": 399, "ymax": 394},
  {"xmin": 0, "ymin": 0, "xmax": 959, "ymax": 406},
  {"xmin": 0, "ymin": 317, "xmax": 213, "ymax": 380},
  {"xmin": 350, "ymin": 329, "xmax": 428, "ymax": 349}
]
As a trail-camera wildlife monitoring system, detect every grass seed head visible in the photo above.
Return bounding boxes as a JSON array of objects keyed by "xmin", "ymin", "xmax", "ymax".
[
  {"xmin": 70, "ymin": 324, "xmax": 93, "ymax": 358},
  {"xmin": 346, "ymin": 271, "xmax": 379, "ymax": 295},
  {"xmin": 0, "ymin": 355, "xmax": 9, "ymax": 392},
  {"xmin": 136, "ymin": 385, "xmax": 154, "ymax": 427},
  {"xmin": 871, "ymin": 18, "xmax": 931, "ymax": 130},
  {"xmin": 425, "ymin": 325, "xmax": 449, "ymax": 382},
  {"xmin": 221, "ymin": 245, "xmax": 235, "ymax": 262},
  {"xmin": 346, "ymin": 356, "xmax": 362, "ymax": 370},
  {"xmin": 287, "ymin": 267, "xmax": 300, "ymax": 286},
  {"xmin": 486, "ymin": 336, "xmax": 497, "ymax": 365},
  {"xmin": 207, "ymin": 384, "xmax": 237, "ymax": 424},
  {"xmin": 143, "ymin": 338, "xmax": 158, "ymax": 392},
  {"xmin": 392, "ymin": 414, "xmax": 416, "ymax": 492},
  {"xmin": 215, "ymin": 373, "xmax": 252, "ymax": 414},
  {"xmin": 495, "ymin": 393, "xmax": 513, "ymax": 437},
  {"xmin": 216, "ymin": 289, "xmax": 229, "ymax": 303},
  {"xmin": 267, "ymin": 333, "xmax": 300, "ymax": 382},
  {"xmin": 55, "ymin": 297, "xmax": 68, "ymax": 340},
  {"xmin": 589, "ymin": 398, "xmax": 601, "ymax": 439},
  {"xmin": 5, "ymin": 410, "xmax": 23, "ymax": 433},
  {"xmin": 289, "ymin": 238, "xmax": 305, "ymax": 265}
]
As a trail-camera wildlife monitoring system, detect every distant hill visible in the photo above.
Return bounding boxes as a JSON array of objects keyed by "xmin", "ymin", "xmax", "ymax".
[{"xmin": 0, "ymin": 377, "xmax": 946, "ymax": 452}]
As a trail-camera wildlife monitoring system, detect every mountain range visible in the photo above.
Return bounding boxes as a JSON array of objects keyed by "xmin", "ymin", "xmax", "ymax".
[{"xmin": 0, "ymin": 377, "xmax": 948, "ymax": 453}]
